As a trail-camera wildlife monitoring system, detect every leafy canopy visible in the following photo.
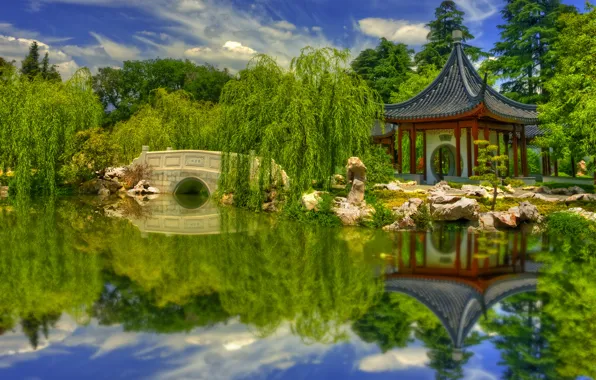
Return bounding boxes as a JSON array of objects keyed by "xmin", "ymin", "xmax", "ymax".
[
  {"xmin": 538, "ymin": 4, "xmax": 596, "ymax": 161},
  {"xmin": 218, "ymin": 47, "xmax": 383, "ymax": 206}
]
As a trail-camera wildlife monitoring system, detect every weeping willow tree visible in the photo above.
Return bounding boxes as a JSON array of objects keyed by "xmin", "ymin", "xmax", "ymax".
[
  {"xmin": 112, "ymin": 89, "xmax": 221, "ymax": 163},
  {"xmin": 0, "ymin": 67, "xmax": 103, "ymax": 198},
  {"xmin": 218, "ymin": 47, "xmax": 383, "ymax": 208}
]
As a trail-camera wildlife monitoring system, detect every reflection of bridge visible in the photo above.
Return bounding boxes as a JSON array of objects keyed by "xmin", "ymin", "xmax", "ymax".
[
  {"xmin": 132, "ymin": 147, "xmax": 221, "ymax": 194},
  {"xmin": 384, "ymin": 229, "xmax": 541, "ymax": 358},
  {"xmin": 128, "ymin": 196, "xmax": 222, "ymax": 236}
]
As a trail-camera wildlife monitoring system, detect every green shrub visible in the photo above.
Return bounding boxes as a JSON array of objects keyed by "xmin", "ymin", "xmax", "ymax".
[
  {"xmin": 412, "ymin": 203, "xmax": 433, "ymax": 230},
  {"xmin": 546, "ymin": 212, "xmax": 596, "ymax": 261},
  {"xmin": 366, "ymin": 202, "xmax": 395, "ymax": 229},
  {"xmin": 282, "ymin": 193, "xmax": 342, "ymax": 227},
  {"xmin": 363, "ymin": 145, "xmax": 395, "ymax": 185},
  {"xmin": 447, "ymin": 182, "xmax": 463, "ymax": 189}
]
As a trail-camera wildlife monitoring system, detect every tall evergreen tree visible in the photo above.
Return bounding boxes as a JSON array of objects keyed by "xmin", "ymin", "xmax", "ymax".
[
  {"xmin": 415, "ymin": 1, "xmax": 484, "ymax": 69},
  {"xmin": 351, "ymin": 38, "xmax": 414, "ymax": 103},
  {"xmin": 485, "ymin": 0, "xmax": 577, "ymax": 104},
  {"xmin": 40, "ymin": 53, "xmax": 62, "ymax": 82},
  {"xmin": 21, "ymin": 41, "xmax": 41, "ymax": 79}
]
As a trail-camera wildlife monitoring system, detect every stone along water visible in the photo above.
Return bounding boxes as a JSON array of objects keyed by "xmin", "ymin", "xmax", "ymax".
[{"xmin": 0, "ymin": 197, "xmax": 593, "ymax": 379}]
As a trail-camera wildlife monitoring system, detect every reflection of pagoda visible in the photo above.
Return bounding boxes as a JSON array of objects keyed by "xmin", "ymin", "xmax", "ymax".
[{"xmin": 384, "ymin": 229, "xmax": 541, "ymax": 357}]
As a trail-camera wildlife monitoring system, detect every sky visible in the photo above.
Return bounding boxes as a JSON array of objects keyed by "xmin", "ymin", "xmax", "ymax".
[{"xmin": 0, "ymin": 0, "xmax": 588, "ymax": 79}]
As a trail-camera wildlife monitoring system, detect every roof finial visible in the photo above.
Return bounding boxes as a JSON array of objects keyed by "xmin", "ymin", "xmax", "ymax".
[{"xmin": 452, "ymin": 30, "xmax": 463, "ymax": 44}]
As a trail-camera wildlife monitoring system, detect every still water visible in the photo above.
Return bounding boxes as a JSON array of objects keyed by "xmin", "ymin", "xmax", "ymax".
[{"xmin": 0, "ymin": 196, "xmax": 593, "ymax": 380}]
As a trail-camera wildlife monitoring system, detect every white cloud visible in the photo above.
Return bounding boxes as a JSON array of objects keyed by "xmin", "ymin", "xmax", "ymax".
[
  {"xmin": 90, "ymin": 32, "xmax": 140, "ymax": 61},
  {"xmin": 273, "ymin": 20, "xmax": 296, "ymax": 31},
  {"xmin": 358, "ymin": 347, "xmax": 429, "ymax": 372},
  {"xmin": 311, "ymin": 26, "xmax": 323, "ymax": 33},
  {"xmin": 454, "ymin": 0, "xmax": 498, "ymax": 22},
  {"xmin": 222, "ymin": 41, "xmax": 257, "ymax": 55},
  {"xmin": 176, "ymin": 0, "xmax": 206, "ymax": 12},
  {"xmin": 358, "ymin": 18, "xmax": 429, "ymax": 45}
]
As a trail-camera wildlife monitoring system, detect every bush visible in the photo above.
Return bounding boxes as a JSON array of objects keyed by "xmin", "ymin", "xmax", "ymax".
[
  {"xmin": 282, "ymin": 193, "xmax": 342, "ymax": 227},
  {"xmin": 546, "ymin": 212, "xmax": 596, "ymax": 261},
  {"xmin": 363, "ymin": 145, "xmax": 395, "ymax": 185},
  {"xmin": 412, "ymin": 203, "xmax": 432, "ymax": 230},
  {"xmin": 60, "ymin": 128, "xmax": 119, "ymax": 184},
  {"xmin": 366, "ymin": 202, "xmax": 395, "ymax": 228},
  {"xmin": 122, "ymin": 163, "xmax": 152, "ymax": 189}
]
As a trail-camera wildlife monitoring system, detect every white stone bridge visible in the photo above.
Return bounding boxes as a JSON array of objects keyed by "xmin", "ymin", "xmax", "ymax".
[{"xmin": 132, "ymin": 146, "xmax": 221, "ymax": 194}]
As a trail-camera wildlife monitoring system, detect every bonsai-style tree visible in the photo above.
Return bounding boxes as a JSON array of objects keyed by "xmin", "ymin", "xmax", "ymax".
[{"xmin": 471, "ymin": 140, "xmax": 509, "ymax": 211}]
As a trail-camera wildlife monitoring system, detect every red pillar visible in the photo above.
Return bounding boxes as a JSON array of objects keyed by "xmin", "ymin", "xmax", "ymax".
[
  {"xmin": 483, "ymin": 125, "xmax": 489, "ymax": 140},
  {"xmin": 455, "ymin": 124, "xmax": 462, "ymax": 177},
  {"xmin": 521, "ymin": 125, "xmax": 529, "ymax": 177},
  {"xmin": 472, "ymin": 120, "xmax": 479, "ymax": 172},
  {"xmin": 466, "ymin": 128, "xmax": 472, "ymax": 177},
  {"xmin": 423, "ymin": 131, "xmax": 427, "ymax": 182},
  {"xmin": 397, "ymin": 128, "xmax": 403, "ymax": 174},
  {"xmin": 410, "ymin": 126, "xmax": 417, "ymax": 175},
  {"xmin": 512, "ymin": 128, "xmax": 519, "ymax": 177}
]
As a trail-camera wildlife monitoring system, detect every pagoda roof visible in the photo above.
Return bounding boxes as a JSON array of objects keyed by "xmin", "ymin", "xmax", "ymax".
[{"xmin": 385, "ymin": 42, "xmax": 539, "ymax": 125}]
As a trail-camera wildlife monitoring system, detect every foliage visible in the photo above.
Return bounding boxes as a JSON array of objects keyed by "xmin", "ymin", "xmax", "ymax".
[
  {"xmin": 412, "ymin": 203, "xmax": 433, "ymax": 230},
  {"xmin": 389, "ymin": 65, "xmax": 440, "ymax": 103},
  {"xmin": 60, "ymin": 128, "xmax": 119, "ymax": 183},
  {"xmin": 538, "ymin": 5, "xmax": 596, "ymax": 161},
  {"xmin": 470, "ymin": 140, "xmax": 509, "ymax": 211},
  {"xmin": 93, "ymin": 59, "xmax": 231, "ymax": 125},
  {"xmin": 0, "ymin": 69, "xmax": 103, "ymax": 199},
  {"xmin": 362, "ymin": 145, "xmax": 395, "ymax": 185},
  {"xmin": 112, "ymin": 89, "xmax": 220, "ymax": 164},
  {"xmin": 415, "ymin": 1, "xmax": 485, "ymax": 70},
  {"xmin": 21, "ymin": 42, "xmax": 61, "ymax": 82},
  {"xmin": 364, "ymin": 200, "xmax": 395, "ymax": 229},
  {"xmin": 282, "ymin": 193, "xmax": 342, "ymax": 227},
  {"xmin": 484, "ymin": 0, "xmax": 577, "ymax": 104},
  {"xmin": 0, "ymin": 56, "xmax": 15, "ymax": 77},
  {"xmin": 40, "ymin": 53, "xmax": 61, "ymax": 82},
  {"xmin": 121, "ymin": 163, "xmax": 152, "ymax": 189},
  {"xmin": 218, "ymin": 48, "xmax": 383, "ymax": 208},
  {"xmin": 351, "ymin": 38, "xmax": 414, "ymax": 103}
]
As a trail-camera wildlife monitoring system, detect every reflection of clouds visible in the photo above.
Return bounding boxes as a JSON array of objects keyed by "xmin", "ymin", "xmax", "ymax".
[
  {"xmin": 464, "ymin": 368, "xmax": 498, "ymax": 380},
  {"xmin": 358, "ymin": 347, "xmax": 429, "ymax": 372},
  {"xmin": 0, "ymin": 315, "xmax": 77, "ymax": 368}
]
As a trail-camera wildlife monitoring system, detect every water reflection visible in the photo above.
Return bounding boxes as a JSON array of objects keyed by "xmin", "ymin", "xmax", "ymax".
[{"xmin": 0, "ymin": 200, "xmax": 594, "ymax": 379}]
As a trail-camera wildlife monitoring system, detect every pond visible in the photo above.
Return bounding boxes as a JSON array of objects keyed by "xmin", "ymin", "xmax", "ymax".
[{"xmin": 0, "ymin": 196, "xmax": 593, "ymax": 380}]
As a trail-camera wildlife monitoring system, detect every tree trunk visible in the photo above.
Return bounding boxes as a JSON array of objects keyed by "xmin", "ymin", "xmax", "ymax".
[{"xmin": 571, "ymin": 155, "xmax": 576, "ymax": 178}]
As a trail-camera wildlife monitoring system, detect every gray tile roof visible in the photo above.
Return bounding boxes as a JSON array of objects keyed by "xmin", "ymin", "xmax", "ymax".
[{"xmin": 385, "ymin": 43, "xmax": 539, "ymax": 125}]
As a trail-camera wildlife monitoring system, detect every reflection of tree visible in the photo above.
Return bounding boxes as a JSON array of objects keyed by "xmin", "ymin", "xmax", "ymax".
[
  {"xmin": 416, "ymin": 324, "xmax": 483, "ymax": 380},
  {"xmin": 352, "ymin": 293, "xmax": 439, "ymax": 352},
  {"xmin": 0, "ymin": 200, "xmax": 104, "ymax": 348},
  {"xmin": 479, "ymin": 292, "xmax": 564, "ymax": 380}
]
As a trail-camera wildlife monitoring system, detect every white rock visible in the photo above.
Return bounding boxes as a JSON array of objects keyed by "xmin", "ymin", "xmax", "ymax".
[
  {"xmin": 301, "ymin": 192, "xmax": 323, "ymax": 211},
  {"xmin": 430, "ymin": 198, "xmax": 479, "ymax": 221},
  {"xmin": 348, "ymin": 179, "xmax": 366, "ymax": 205}
]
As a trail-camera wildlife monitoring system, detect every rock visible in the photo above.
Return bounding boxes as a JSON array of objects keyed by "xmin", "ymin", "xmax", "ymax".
[
  {"xmin": 569, "ymin": 186, "xmax": 586, "ymax": 195},
  {"xmin": 428, "ymin": 191, "xmax": 461, "ymax": 204},
  {"xmin": 534, "ymin": 193, "xmax": 561, "ymax": 202},
  {"xmin": 104, "ymin": 167, "xmax": 126, "ymax": 179},
  {"xmin": 504, "ymin": 184, "xmax": 515, "ymax": 194},
  {"xmin": 432, "ymin": 181, "xmax": 451, "ymax": 192},
  {"xmin": 522, "ymin": 186, "xmax": 537, "ymax": 191},
  {"xmin": 332, "ymin": 198, "xmax": 373, "ymax": 226},
  {"xmin": 262, "ymin": 202, "xmax": 277, "ymax": 212},
  {"xmin": 0, "ymin": 186, "xmax": 8, "ymax": 198},
  {"xmin": 221, "ymin": 193, "xmax": 234, "ymax": 206},
  {"xmin": 493, "ymin": 211, "xmax": 519, "ymax": 228},
  {"xmin": 551, "ymin": 188, "xmax": 571, "ymax": 196},
  {"xmin": 536, "ymin": 186, "xmax": 552, "ymax": 195},
  {"xmin": 301, "ymin": 191, "xmax": 323, "ymax": 211},
  {"xmin": 565, "ymin": 193, "xmax": 585, "ymax": 202},
  {"xmin": 146, "ymin": 186, "xmax": 160, "ymax": 194},
  {"xmin": 568, "ymin": 208, "xmax": 596, "ymax": 222},
  {"xmin": 80, "ymin": 179, "xmax": 121, "ymax": 195},
  {"xmin": 346, "ymin": 157, "xmax": 367, "ymax": 183},
  {"xmin": 430, "ymin": 198, "xmax": 479, "ymax": 221},
  {"xmin": 461, "ymin": 185, "xmax": 488, "ymax": 198},
  {"xmin": 394, "ymin": 198, "xmax": 423, "ymax": 218},
  {"xmin": 518, "ymin": 192, "xmax": 536, "ymax": 199},
  {"xmin": 383, "ymin": 216, "xmax": 416, "ymax": 231},
  {"xmin": 374, "ymin": 182, "xmax": 403, "ymax": 192},
  {"xmin": 348, "ymin": 179, "xmax": 366, "ymax": 205},
  {"xmin": 510, "ymin": 202, "xmax": 541, "ymax": 223},
  {"xmin": 332, "ymin": 174, "xmax": 346, "ymax": 186},
  {"xmin": 98, "ymin": 187, "xmax": 110, "ymax": 197},
  {"xmin": 478, "ymin": 213, "xmax": 497, "ymax": 231},
  {"xmin": 401, "ymin": 181, "xmax": 417, "ymax": 187}
]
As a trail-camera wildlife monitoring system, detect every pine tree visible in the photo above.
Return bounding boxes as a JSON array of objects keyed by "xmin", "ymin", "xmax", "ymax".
[
  {"xmin": 415, "ymin": 1, "xmax": 484, "ymax": 69},
  {"xmin": 485, "ymin": 0, "xmax": 577, "ymax": 104},
  {"xmin": 21, "ymin": 41, "xmax": 41, "ymax": 79},
  {"xmin": 41, "ymin": 53, "xmax": 62, "ymax": 82}
]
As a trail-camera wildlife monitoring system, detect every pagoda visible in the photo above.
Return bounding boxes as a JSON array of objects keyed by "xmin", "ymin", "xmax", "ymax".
[{"xmin": 377, "ymin": 31, "xmax": 539, "ymax": 184}]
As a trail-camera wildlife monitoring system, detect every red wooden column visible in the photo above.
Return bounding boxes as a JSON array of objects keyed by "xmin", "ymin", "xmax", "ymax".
[
  {"xmin": 483, "ymin": 125, "xmax": 490, "ymax": 140},
  {"xmin": 455, "ymin": 231, "xmax": 462, "ymax": 274},
  {"xmin": 423, "ymin": 131, "xmax": 428, "ymax": 182},
  {"xmin": 466, "ymin": 128, "xmax": 472, "ymax": 177},
  {"xmin": 397, "ymin": 128, "xmax": 403, "ymax": 174},
  {"xmin": 512, "ymin": 127, "xmax": 519, "ymax": 177},
  {"xmin": 455, "ymin": 124, "xmax": 462, "ymax": 176},
  {"xmin": 472, "ymin": 119, "xmax": 479, "ymax": 171},
  {"xmin": 521, "ymin": 125, "xmax": 529, "ymax": 177},
  {"xmin": 410, "ymin": 125, "xmax": 417, "ymax": 175}
]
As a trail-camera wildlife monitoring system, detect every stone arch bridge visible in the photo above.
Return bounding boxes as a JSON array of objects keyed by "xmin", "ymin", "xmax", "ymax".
[{"xmin": 132, "ymin": 146, "xmax": 221, "ymax": 194}]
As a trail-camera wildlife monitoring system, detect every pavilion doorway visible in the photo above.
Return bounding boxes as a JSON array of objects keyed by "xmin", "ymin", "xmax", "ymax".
[{"xmin": 430, "ymin": 144, "xmax": 458, "ymax": 181}]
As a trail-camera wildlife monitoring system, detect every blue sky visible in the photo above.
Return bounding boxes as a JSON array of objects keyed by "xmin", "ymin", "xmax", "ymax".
[{"xmin": 0, "ymin": 0, "xmax": 587, "ymax": 78}]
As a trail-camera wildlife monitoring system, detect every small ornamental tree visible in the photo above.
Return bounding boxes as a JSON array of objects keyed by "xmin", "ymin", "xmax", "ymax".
[{"xmin": 470, "ymin": 140, "xmax": 509, "ymax": 211}]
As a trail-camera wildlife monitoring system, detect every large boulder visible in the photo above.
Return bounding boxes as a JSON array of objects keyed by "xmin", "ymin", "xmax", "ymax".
[
  {"xmin": 430, "ymin": 198, "xmax": 479, "ymax": 221},
  {"xmin": 301, "ymin": 191, "xmax": 324, "ymax": 211},
  {"xmin": 533, "ymin": 193, "xmax": 560, "ymax": 202},
  {"xmin": 510, "ymin": 202, "xmax": 541, "ymax": 223},
  {"xmin": 383, "ymin": 216, "xmax": 416, "ymax": 231},
  {"xmin": 374, "ymin": 182, "xmax": 403, "ymax": 192},
  {"xmin": 79, "ymin": 178, "xmax": 121, "ymax": 195},
  {"xmin": 493, "ymin": 211, "xmax": 519, "ymax": 228},
  {"xmin": 569, "ymin": 186, "xmax": 586, "ymax": 195},
  {"xmin": 394, "ymin": 198, "xmax": 424, "ymax": 219},
  {"xmin": 428, "ymin": 191, "xmax": 461, "ymax": 204},
  {"xmin": 348, "ymin": 179, "xmax": 366, "ymax": 205},
  {"xmin": 551, "ymin": 188, "xmax": 571, "ymax": 196},
  {"xmin": 346, "ymin": 157, "xmax": 367, "ymax": 183},
  {"xmin": 461, "ymin": 185, "xmax": 488, "ymax": 198},
  {"xmin": 332, "ymin": 198, "xmax": 373, "ymax": 226}
]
